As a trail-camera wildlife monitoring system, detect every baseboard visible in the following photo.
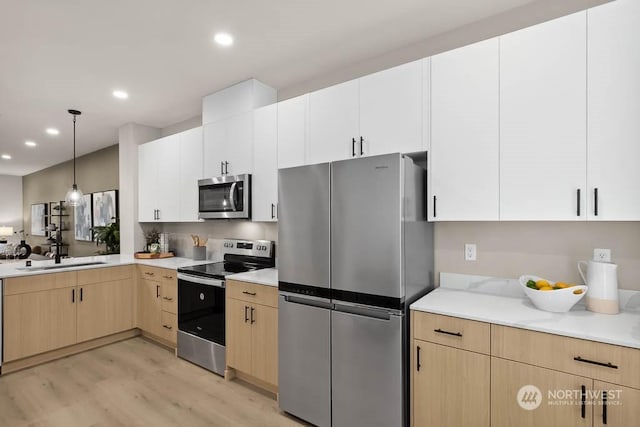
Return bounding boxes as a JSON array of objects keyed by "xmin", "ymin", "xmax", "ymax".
[
  {"xmin": 139, "ymin": 331, "xmax": 177, "ymax": 351},
  {"xmin": 1, "ymin": 329, "xmax": 140, "ymax": 375},
  {"xmin": 229, "ymin": 367, "xmax": 278, "ymax": 397}
]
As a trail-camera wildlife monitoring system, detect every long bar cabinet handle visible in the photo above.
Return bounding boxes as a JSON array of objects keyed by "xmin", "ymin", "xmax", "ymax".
[
  {"xmin": 434, "ymin": 328, "xmax": 462, "ymax": 337},
  {"xmin": 573, "ymin": 356, "xmax": 618, "ymax": 369}
]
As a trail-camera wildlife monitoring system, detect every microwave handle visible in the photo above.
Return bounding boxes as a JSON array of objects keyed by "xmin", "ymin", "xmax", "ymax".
[{"xmin": 229, "ymin": 182, "xmax": 238, "ymax": 211}]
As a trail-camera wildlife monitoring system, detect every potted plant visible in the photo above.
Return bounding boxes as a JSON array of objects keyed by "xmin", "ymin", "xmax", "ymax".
[
  {"xmin": 91, "ymin": 217, "xmax": 120, "ymax": 254},
  {"xmin": 144, "ymin": 227, "xmax": 160, "ymax": 253}
]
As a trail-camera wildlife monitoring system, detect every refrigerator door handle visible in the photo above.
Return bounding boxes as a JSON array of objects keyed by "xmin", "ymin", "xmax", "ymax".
[
  {"xmin": 282, "ymin": 294, "xmax": 332, "ymax": 310},
  {"xmin": 332, "ymin": 302, "xmax": 394, "ymax": 320}
]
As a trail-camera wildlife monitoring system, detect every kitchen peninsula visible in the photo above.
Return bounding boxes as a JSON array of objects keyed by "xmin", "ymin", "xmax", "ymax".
[{"xmin": 0, "ymin": 255, "xmax": 208, "ymax": 374}]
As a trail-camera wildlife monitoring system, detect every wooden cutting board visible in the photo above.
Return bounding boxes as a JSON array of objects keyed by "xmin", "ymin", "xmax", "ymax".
[{"xmin": 134, "ymin": 252, "xmax": 174, "ymax": 259}]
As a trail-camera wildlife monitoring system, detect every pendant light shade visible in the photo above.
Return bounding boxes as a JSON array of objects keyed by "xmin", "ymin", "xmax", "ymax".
[
  {"xmin": 65, "ymin": 109, "xmax": 83, "ymax": 206},
  {"xmin": 65, "ymin": 183, "xmax": 83, "ymax": 206}
]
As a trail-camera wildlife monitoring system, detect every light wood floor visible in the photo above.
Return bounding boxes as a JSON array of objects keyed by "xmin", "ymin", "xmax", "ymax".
[{"xmin": 0, "ymin": 338, "xmax": 305, "ymax": 426}]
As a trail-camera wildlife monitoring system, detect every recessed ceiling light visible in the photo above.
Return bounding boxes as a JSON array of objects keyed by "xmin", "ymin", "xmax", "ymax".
[
  {"xmin": 214, "ymin": 32, "xmax": 234, "ymax": 46},
  {"xmin": 113, "ymin": 90, "xmax": 129, "ymax": 99},
  {"xmin": 25, "ymin": 141, "xmax": 37, "ymax": 147},
  {"xmin": 46, "ymin": 128, "xmax": 60, "ymax": 135},
  {"xmin": 1, "ymin": 154, "xmax": 11, "ymax": 160}
]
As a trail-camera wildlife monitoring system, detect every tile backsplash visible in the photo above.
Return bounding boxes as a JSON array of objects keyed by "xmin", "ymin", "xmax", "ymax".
[{"xmin": 142, "ymin": 221, "xmax": 278, "ymax": 262}]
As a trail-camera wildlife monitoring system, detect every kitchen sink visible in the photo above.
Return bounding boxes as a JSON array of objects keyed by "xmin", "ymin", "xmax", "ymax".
[{"xmin": 15, "ymin": 261, "xmax": 107, "ymax": 271}]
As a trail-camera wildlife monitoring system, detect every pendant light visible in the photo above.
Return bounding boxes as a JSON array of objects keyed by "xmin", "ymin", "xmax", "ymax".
[{"xmin": 65, "ymin": 109, "xmax": 83, "ymax": 206}]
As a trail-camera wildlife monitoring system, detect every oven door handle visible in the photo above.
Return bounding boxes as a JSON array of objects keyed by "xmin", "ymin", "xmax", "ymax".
[{"xmin": 177, "ymin": 273, "xmax": 225, "ymax": 288}]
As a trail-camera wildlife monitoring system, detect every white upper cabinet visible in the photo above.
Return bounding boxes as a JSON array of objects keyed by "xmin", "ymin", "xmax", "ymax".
[
  {"xmin": 253, "ymin": 105, "xmax": 278, "ymax": 222},
  {"xmin": 307, "ymin": 79, "xmax": 360, "ymax": 164},
  {"xmin": 138, "ymin": 135, "xmax": 180, "ymax": 222},
  {"xmin": 587, "ymin": 0, "xmax": 640, "ymax": 220},
  {"xmin": 138, "ymin": 140, "xmax": 159, "ymax": 222},
  {"xmin": 178, "ymin": 126, "xmax": 203, "ymax": 221},
  {"xmin": 203, "ymin": 120, "xmax": 226, "ymax": 177},
  {"xmin": 203, "ymin": 111, "xmax": 254, "ymax": 177},
  {"xmin": 359, "ymin": 60, "xmax": 423, "ymax": 156},
  {"xmin": 224, "ymin": 112, "xmax": 254, "ymax": 176},
  {"xmin": 138, "ymin": 127, "xmax": 203, "ymax": 223},
  {"xmin": 430, "ymin": 38, "xmax": 500, "ymax": 221},
  {"xmin": 422, "ymin": 57, "xmax": 431, "ymax": 156},
  {"xmin": 306, "ymin": 61, "xmax": 424, "ymax": 164},
  {"xmin": 499, "ymin": 12, "xmax": 587, "ymax": 221},
  {"xmin": 277, "ymin": 94, "xmax": 307, "ymax": 169}
]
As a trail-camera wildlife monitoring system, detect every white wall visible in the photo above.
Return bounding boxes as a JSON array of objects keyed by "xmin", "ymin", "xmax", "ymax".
[
  {"xmin": 118, "ymin": 123, "xmax": 161, "ymax": 255},
  {"xmin": 161, "ymin": 115, "xmax": 202, "ymax": 137},
  {"xmin": 0, "ymin": 175, "xmax": 23, "ymax": 241},
  {"xmin": 278, "ymin": 0, "xmax": 611, "ymax": 100},
  {"xmin": 435, "ymin": 222, "xmax": 640, "ymax": 291}
]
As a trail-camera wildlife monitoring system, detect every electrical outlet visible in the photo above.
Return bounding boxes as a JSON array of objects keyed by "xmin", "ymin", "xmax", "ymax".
[
  {"xmin": 465, "ymin": 243, "xmax": 477, "ymax": 261},
  {"xmin": 593, "ymin": 248, "xmax": 611, "ymax": 262}
]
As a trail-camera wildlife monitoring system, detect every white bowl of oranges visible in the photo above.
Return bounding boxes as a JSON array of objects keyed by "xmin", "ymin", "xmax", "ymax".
[{"xmin": 519, "ymin": 275, "xmax": 588, "ymax": 313}]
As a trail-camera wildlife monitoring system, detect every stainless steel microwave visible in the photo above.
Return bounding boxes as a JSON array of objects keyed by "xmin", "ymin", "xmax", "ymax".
[{"xmin": 198, "ymin": 174, "xmax": 251, "ymax": 219}]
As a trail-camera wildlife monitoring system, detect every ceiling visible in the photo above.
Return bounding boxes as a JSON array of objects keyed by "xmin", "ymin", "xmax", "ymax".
[{"xmin": 0, "ymin": 0, "xmax": 551, "ymax": 176}]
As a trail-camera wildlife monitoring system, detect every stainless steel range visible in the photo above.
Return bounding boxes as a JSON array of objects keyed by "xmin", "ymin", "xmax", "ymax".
[{"xmin": 176, "ymin": 239, "xmax": 275, "ymax": 376}]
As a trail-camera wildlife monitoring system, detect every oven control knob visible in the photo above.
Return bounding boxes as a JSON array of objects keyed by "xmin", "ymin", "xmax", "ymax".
[{"xmin": 200, "ymin": 293, "xmax": 205, "ymax": 301}]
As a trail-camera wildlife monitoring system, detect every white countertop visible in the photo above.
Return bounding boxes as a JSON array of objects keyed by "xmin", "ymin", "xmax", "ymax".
[
  {"xmin": 226, "ymin": 268, "xmax": 278, "ymax": 287},
  {"xmin": 0, "ymin": 254, "xmax": 211, "ymax": 278},
  {"xmin": 411, "ymin": 273, "xmax": 640, "ymax": 350}
]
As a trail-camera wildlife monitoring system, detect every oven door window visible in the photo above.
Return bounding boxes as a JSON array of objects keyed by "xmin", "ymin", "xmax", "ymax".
[
  {"xmin": 178, "ymin": 279, "xmax": 225, "ymax": 345},
  {"xmin": 199, "ymin": 181, "xmax": 244, "ymax": 213}
]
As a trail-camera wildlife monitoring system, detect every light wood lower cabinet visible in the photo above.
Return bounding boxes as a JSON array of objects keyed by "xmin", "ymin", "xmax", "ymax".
[
  {"xmin": 3, "ymin": 266, "xmax": 135, "ymax": 363},
  {"xmin": 136, "ymin": 266, "xmax": 177, "ymax": 346},
  {"xmin": 250, "ymin": 303, "xmax": 278, "ymax": 386},
  {"xmin": 491, "ymin": 357, "xmax": 592, "ymax": 427},
  {"xmin": 411, "ymin": 311, "xmax": 640, "ymax": 427},
  {"xmin": 412, "ymin": 340, "xmax": 490, "ymax": 427},
  {"xmin": 227, "ymin": 298, "xmax": 253, "ymax": 373},
  {"xmin": 77, "ymin": 279, "xmax": 133, "ymax": 342},
  {"xmin": 226, "ymin": 279, "xmax": 278, "ymax": 391},
  {"xmin": 592, "ymin": 381, "xmax": 640, "ymax": 427},
  {"xmin": 3, "ymin": 287, "xmax": 77, "ymax": 362},
  {"xmin": 138, "ymin": 277, "xmax": 162, "ymax": 336}
]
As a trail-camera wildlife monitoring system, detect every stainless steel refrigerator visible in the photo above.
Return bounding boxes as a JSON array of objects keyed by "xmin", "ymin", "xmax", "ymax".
[{"xmin": 278, "ymin": 153, "xmax": 434, "ymax": 427}]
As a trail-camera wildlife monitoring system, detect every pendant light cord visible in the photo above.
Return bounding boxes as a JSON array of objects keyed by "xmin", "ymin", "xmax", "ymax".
[{"xmin": 73, "ymin": 114, "xmax": 77, "ymax": 185}]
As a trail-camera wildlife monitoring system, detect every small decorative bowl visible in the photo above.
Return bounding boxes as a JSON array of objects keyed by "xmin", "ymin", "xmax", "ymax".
[{"xmin": 519, "ymin": 275, "xmax": 588, "ymax": 313}]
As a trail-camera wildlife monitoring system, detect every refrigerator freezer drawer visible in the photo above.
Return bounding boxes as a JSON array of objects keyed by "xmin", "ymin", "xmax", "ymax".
[
  {"xmin": 331, "ymin": 308, "xmax": 405, "ymax": 427},
  {"xmin": 278, "ymin": 294, "xmax": 331, "ymax": 427}
]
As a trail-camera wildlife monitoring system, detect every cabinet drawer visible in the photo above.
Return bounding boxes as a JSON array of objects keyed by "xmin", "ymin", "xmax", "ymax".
[
  {"xmin": 160, "ymin": 311, "xmax": 177, "ymax": 345},
  {"xmin": 412, "ymin": 311, "xmax": 491, "ymax": 355},
  {"xmin": 158, "ymin": 269, "xmax": 176, "ymax": 284},
  {"xmin": 161, "ymin": 281, "xmax": 177, "ymax": 314},
  {"xmin": 138, "ymin": 265, "xmax": 161, "ymax": 280},
  {"xmin": 5, "ymin": 271, "xmax": 77, "ymax": 295},
  {"xmin": 492, "ymin": 325, "xmax": 640, "ymax": 390},
  {"xmin": 226, "ymin": 280, "xmax": 278, "ymax": 308},
  {"xmin": 77, "ymin": 265, "xmax": 133, "ymax": 285}
]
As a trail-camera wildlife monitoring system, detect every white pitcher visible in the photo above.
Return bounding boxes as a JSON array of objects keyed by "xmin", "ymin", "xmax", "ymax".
[{"xmin": 577, "ymin": 260, "xmax": 619, "ymax": 314}]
